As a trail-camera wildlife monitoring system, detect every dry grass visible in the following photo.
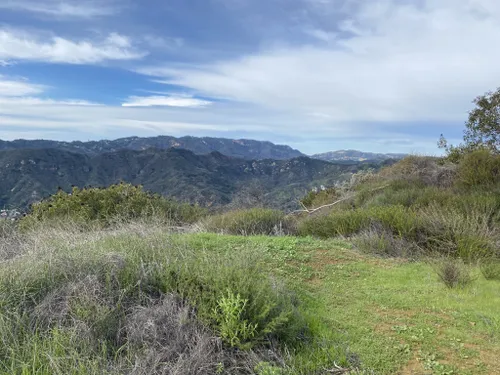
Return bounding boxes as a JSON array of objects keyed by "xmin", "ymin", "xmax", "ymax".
[
  {"xmin": 0, "ymin": 222, "xmax": 298, "ymax": 374},
  {"xmin": 379, "ymin": 155, "xmax": 457, "ymax": 188}
]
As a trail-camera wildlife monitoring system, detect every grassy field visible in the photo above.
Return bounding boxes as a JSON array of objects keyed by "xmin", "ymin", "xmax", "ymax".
[
  {"xmin": 176, "ymin": 233, "xmax": 500, "ymax": 375},
  {"xmin": 3, "ymin": 224, "xmax": 498, "ymax": 374}
]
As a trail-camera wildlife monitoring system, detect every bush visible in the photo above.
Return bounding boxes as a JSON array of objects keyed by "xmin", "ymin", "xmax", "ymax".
[
  {"xmin": 203, "ymin": 208, "xmax": 294, "ymax": 236},
  {"xmin": 298, "ymin": 210, "xmax": 370, "ymax": 238},
  {"xmin": 434, "ymin": 258, "xmax": 474, "ymax": 288},
  {"xmin": 479, "ymin": 259, "xmax": 500, "ymax": 281},
  {"xmin": 420, "ymin": 203, "xmax": 498, "ymax": 260},
  {"xmin": 19, "ymin": 183, "xmax": 206, "ymax": 229},
  {"xmin": 456, "ymin": 149, "xmax": 500, "ymax": 188},
  {"xmin": 298, "ymin": 205, "xmax": 422, "ymax": 240},
  {"xmin": 353, "ymin": 224, "xmax": 421, "ymax": 258},
  {"xmin": 379, "ymin": 156, "xmax": 457, "ymax": 188},
  {"xmin": 0, "ymin": 219, "xmax": 16, "ymax": 238}
]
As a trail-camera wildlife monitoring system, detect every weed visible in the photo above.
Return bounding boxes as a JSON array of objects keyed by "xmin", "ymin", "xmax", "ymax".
[
  {"xmin": 434, "ymin": 258, "xmax": 474, "ymax": 288},
  {"xmin": 479, "ymin": 259, "xmax": 500, "ymax": 280}
]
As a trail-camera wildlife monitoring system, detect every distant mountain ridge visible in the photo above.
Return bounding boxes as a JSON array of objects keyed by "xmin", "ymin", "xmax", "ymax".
[
  {"xmin": 0, "ymin": 136, "xmax": 304, "ymax": 160},
  {"xmin": 312, "ymin": 149, "xmax": 407, "ymax": 162},
  {"xmin": 0, "ymin": 147, "xmax": 383, "ymax": 210}
]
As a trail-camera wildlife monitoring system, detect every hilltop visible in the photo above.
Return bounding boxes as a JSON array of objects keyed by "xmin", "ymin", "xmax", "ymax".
[{"xmin": 0, "ymin": 135, "xmax": 304, "ymax": 160}]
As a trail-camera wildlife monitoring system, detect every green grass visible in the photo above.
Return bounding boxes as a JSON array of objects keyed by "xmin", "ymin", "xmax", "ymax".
[
  {"xmin": 1, "ymin": 226, "xmax": 499, "ymax": 374},
  {"xmin": 175, "ymin": 234, "xmax": 500, "ymax": 374}
]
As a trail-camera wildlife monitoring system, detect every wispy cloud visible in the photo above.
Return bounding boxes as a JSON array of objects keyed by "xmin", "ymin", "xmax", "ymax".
[
  {"xmin": 139, "ymin": 0, "xmax": 500, "ymax": 125},
  {"xmin": 122, "ymin": 95, "xmax": 212, "ymax": 107},
  {"xmin": 0, "ymin": 30, "xmax": 146, "ymax": 64},
  {"xmin": 0, "ymin": 0, "xmax": 120, "ymax": 18},
  {"xmin": 0, "ymin": 76, "xmax": 45, "ymax": 97}
]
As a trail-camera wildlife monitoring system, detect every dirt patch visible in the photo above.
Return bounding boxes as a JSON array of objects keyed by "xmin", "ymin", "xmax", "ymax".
[
  {"xmin": 309, "ymin": 249, "xmax": 346, "ymax": 271},
  {"xmin": 399, "ymin": 358, "xmax": 427, "ymax": 375}
]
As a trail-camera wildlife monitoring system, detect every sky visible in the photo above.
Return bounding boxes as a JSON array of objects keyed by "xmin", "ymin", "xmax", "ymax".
[{"xmin": 0, "ymin": 0, "xmax": 499, "ymax": 155}]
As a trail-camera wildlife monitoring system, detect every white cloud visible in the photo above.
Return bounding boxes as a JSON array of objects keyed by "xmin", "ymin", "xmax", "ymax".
[
  {"xmin": 0, "ymin": 0, "xmax": 119, "ymax": 18},
  {"xmin": 122, "ymin": 95, "xmax": 212, "ymax": 107},
  {"xmin": 0, "ymin": 76, "xmax": 45, "ymax": 97},
  {"xmin": 139, "ymin": 0, "xmax": 500, "ymax": 125},
  {"xmin": 0, "ymin": 29, "xmax": 146, "ymax": 64}
]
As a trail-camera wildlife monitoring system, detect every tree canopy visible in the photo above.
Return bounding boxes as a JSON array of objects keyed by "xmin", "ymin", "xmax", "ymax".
[{"xmin": 440, "ymin": 87, "xmax": 500, "ymax": 160}]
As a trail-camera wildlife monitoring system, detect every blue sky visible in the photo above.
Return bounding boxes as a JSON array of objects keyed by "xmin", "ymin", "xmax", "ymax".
[{"xmin": 0, "ymin": 0, "xmax": 498, "ymax": 154}]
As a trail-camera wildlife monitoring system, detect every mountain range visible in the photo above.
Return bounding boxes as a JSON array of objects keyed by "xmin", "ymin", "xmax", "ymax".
[
  {"xmin": 0, "ymin": 136, "xmax": 304, "ymax": 160},
  {"xmin": 0, "ymin": 136, "xmax": 401, "ymax": 211}
]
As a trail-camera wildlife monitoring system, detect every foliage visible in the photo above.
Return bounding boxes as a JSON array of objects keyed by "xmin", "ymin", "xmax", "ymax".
[
  {"xmin": 479, "ymin": 259, "xmax": 500, "ymax": 281},
  {"xmin": 463, "ymin": 88, "xmax": 500, "ymax": 153},
  {"xmin": 203, "ymin": 208, "xmax": 295, "ymax": 236},
  {"xmin": 19, "ymin": 183, "xmax": 205, "ymax": 229},
  {"xmin": 440, "ymin": 87, "xmax": 500, "ymax": 160},
  {"xmin": 353, "ymin": 224, "xmax": 422, "ymax": 258},
  {"xmin": 299, "ymin": 187, "xmax": 340, "ymax": 209},
  {"xmin": 297, "ymin": 154, "xmax": 500, "ymax": 261},
  {"xmin": 455, "ymin": 149, "xmax": 500, "ymax": 188},
  {"xmin": 213, "ymin": 290, "xmax": 258, "ymax": 349},
  {"xmin": 434, "ymin": 258, "xmax": 474, "ymax": 288},
  {"xmin": 0, "ymin": 228, "xmax": 305, "ymax": 374}
]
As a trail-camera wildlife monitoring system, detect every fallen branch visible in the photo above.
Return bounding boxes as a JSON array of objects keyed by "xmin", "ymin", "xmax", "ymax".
[
  {"xmin": 288, "ymin": 184, "xmax": 389, "ymax": 216},
  {"xmin": 288, "ymin": 195, "xmax": 355, "ymax": 216}
]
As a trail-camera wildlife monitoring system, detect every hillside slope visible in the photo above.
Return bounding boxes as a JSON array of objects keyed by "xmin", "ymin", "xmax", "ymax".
[{"xmin": 0, "ymin": 148, "xmax": 376, "ymax": 209}]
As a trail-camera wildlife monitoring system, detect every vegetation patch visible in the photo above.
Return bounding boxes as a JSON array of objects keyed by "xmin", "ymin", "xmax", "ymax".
[
  {"xmin": 19, "ymin": 183, "xmax": 206, "ymax": 230},
  {"xmin": 203, "ymin": 208, "xmax": 295, "ymax": 236}
]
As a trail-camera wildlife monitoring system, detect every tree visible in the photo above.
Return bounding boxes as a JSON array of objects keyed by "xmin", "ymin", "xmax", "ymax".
[
  {"xmin": 464, "ymin": 88, "xmax": 500, "ymax": 152},
  {"xmin": 440, "ymin": 87, "xmax": 500, "ymax": 160}
]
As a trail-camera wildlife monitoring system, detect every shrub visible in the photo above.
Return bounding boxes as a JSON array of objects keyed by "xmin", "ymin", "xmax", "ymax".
[
  {"xmin": 353, "ymin": 224, "xmax": 421, "ymax": 258},
  {"xmin": 19, "ymin": 183, "xmax": 206, "ymax": 230},
  {"xmin": 456, "ymin": 149, "xmax": 500, "ymax": 188},
  {"xmin": 420, "ymin": 203, "xmax": 498, "ymax": 260},
  {"xmin": 203, "ymin": 208, "xmax": 293, "ymax": 236},
  {"xmin": 434, "ymin": 258, "xmax": 474, "ymax": 288},
  {"xmin": 479, "ymin": 259, "xmax": 500, "ymax": 281},
  {"xmin": 297, "ymin": 210, "xmax": 370, "ymax": 238},
  {"xmin": 0, "ymin": 219, "xmax": 16, "ymax": 238},
  {"xmin": 379, "ymin": 156, "xmax": 457, "ymax": 188}
]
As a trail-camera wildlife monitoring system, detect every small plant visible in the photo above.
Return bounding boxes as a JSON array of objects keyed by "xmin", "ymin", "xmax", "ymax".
[
  {"xmin": 435, "ymin": 259, "xmax": 474, "ymax": 288},
  {"xmin": 214, "ymin": 290, "xmax": 258, "ymax": 349},
  {"xmin": 479, "ymin": 259, "xmax": 500, "ymax": 281}
]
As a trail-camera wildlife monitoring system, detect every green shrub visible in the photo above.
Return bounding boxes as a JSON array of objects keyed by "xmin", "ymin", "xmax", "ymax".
[
  {"xmin": 298, "ymin": 205, "xmax": 422, "ymax": 240},
  {"xmin": 434, "ymin": 258, "xmax": 474, "ymax": 288},
  {"xmin": 203, "ymin": 208, "xmax": 293, "ymax": 236},
  {"xmin": 297, "ymin": 210, "xmax": 370, "ymax": 238},
  {"xmin": 420, "ymin": 203, "xmax": 498, "ymax": 260},
  {"xmin": 456, "ymin": 149, "xmax": 500, "ymax": 188},
  {"xmin": 19, "ymin": 183, "xmax": 205, "ymax": 230},
  {"xmin": 479, "ymin": 259, "xmax": 500, "ymax": 281}
]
